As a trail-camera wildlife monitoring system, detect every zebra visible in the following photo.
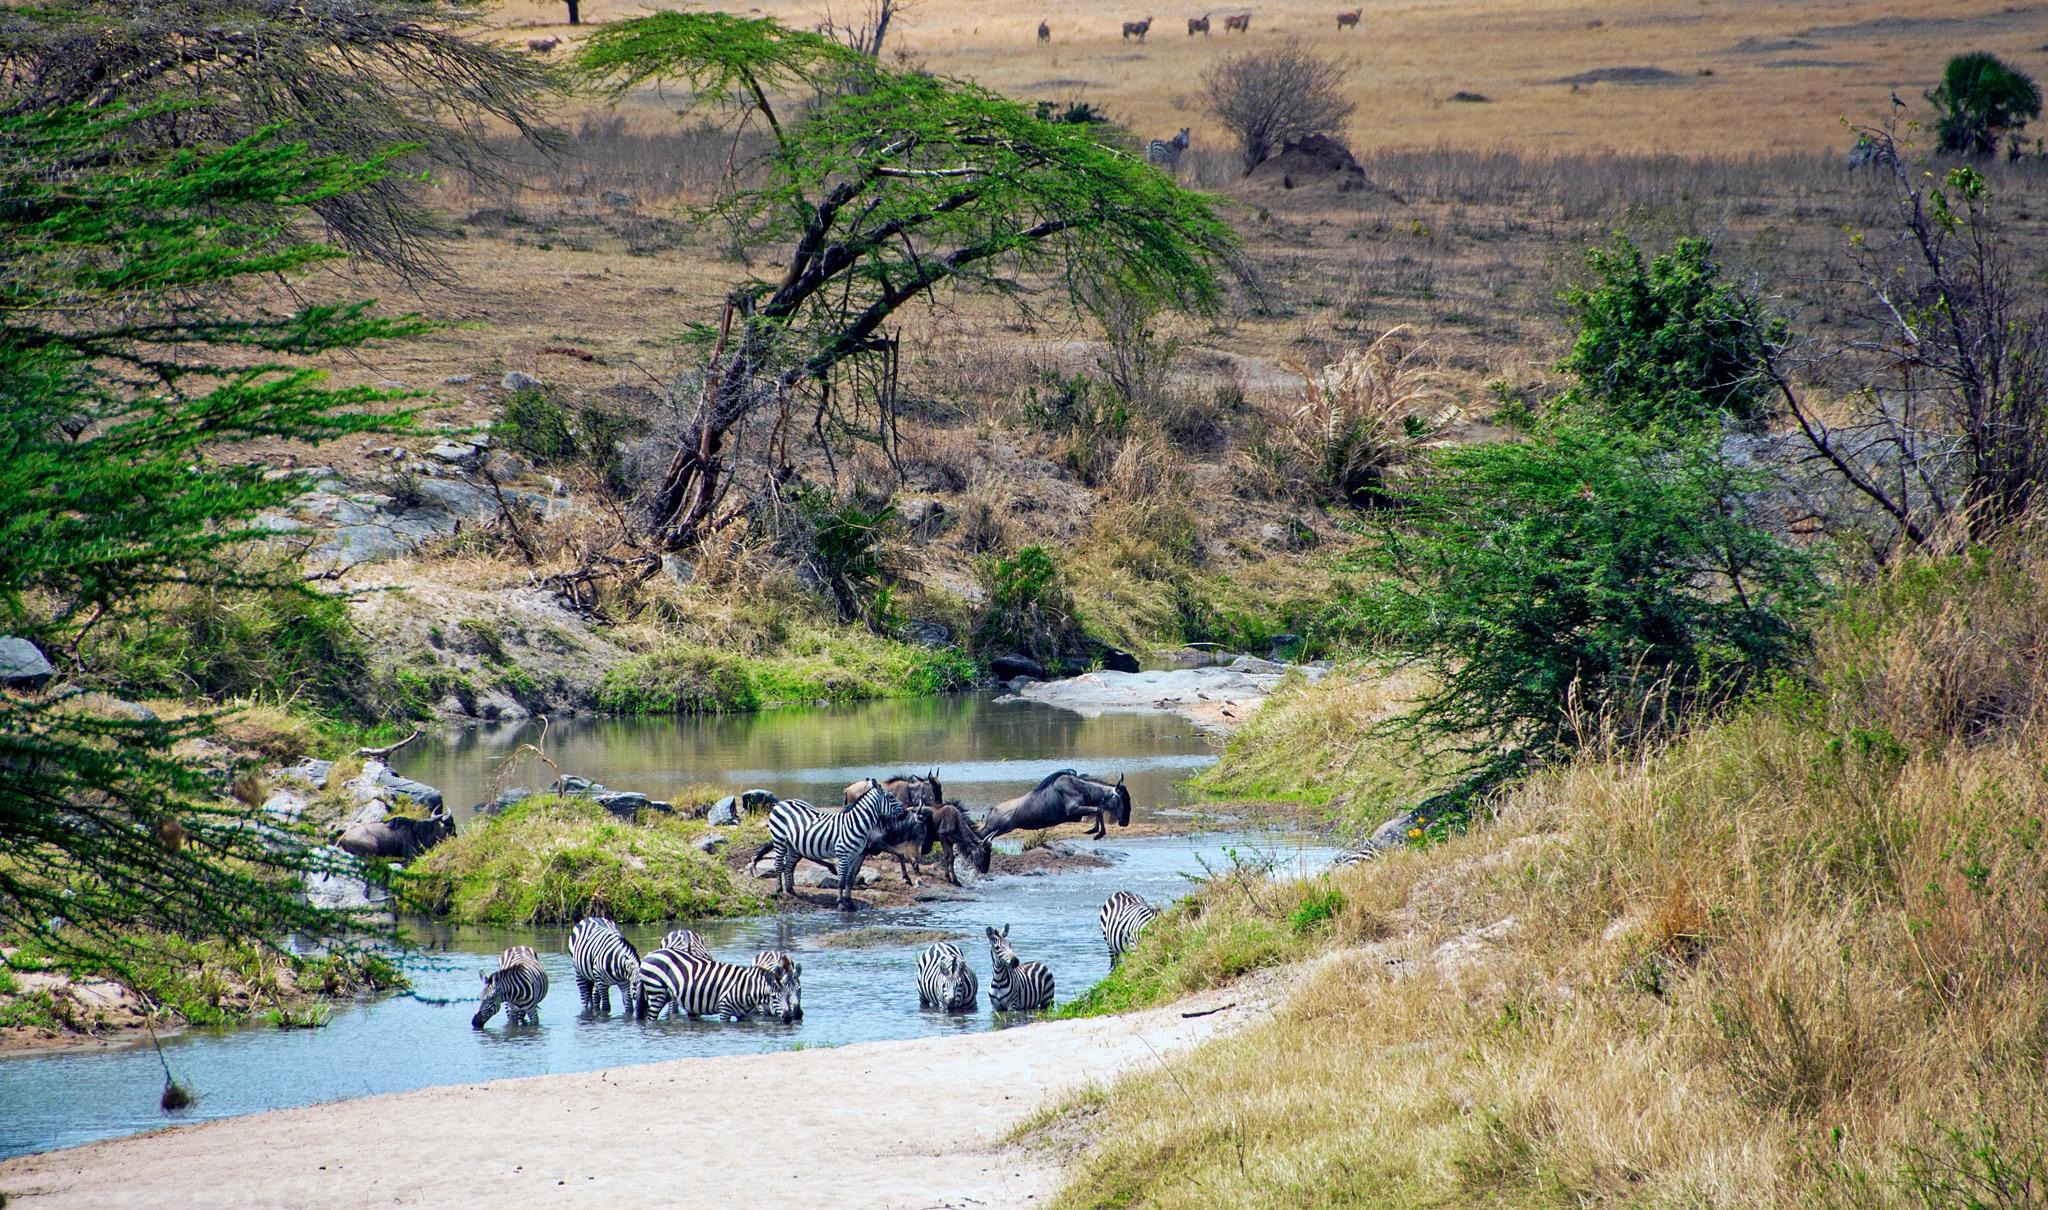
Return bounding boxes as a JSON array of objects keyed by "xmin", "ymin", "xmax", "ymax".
[
  {"xmin": 985, "ymin": 924, "xmax": 1055, "ymax": 1012},
  {"xmin": 1099, "ymin": 891, "xmax": 1158, "ymax": 968},
  {"xmin": 1145, "ymin": 128, "xmax": 1190, "ymax": 174},
  {"xmin": 756, "ymin": 782, "xmax": 909, "ymax": 909},
  {"xmin": 661, "ymin": 928, "xmax": 712, "ymax": 959},
  {"xmin": 754, "ymin": 950, "xmax": 804, "ymax": 1020},
  {"xmin": 473, "ymin": 945, "xmax": 548, "ymax": 1028},
  {"xmin": 635, "ymin": 949, "xmax": 796, "ymax": 1022},
  {"xmin": 916, "ymin": 942, "xmax": 979, "ymax": 1011},
  {"xmin": 569, "ymin": 916, "xmax": 641, "ymax": 1014}
]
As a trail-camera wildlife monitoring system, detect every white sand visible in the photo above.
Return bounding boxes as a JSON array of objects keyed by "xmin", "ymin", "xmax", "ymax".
[{"xmin": 0, "ymin": 985, "xmax": 1260, "ymax": 1210}]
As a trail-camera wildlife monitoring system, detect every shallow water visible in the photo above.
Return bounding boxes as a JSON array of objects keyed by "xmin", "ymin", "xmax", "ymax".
[
  {"xmin": 0, "ymin": 831, "xmax": 1333, "ymax": 1160},
  {"xmin": 0, "ymin": 693, "xmax": 1331, "ymax": 1160},
  {"xmin": 393, "ymin": 691, "xmax": 1219, "ymax": 823}
]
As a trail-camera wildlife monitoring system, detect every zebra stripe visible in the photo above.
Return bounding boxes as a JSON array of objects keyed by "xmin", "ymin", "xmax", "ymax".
[
  {"xmin": 916, "ymin": 942, "xmax": 979, "ymax": 1011},
  {"xmin": 661, "ymin": 929, "xmax": 712, "ymax": 959},
  {"xmin": 635, "ymin": 949, "xmax": 795, "ymax": 1022},
  {"xmin": 473, "ymin": 945, "xmax": 548, "ymax": 1028},
  {"xmin": 754, "ymin": 950, "xmax": 804, "ymax": 1019},
  {"xmin": 766, "ymin": 784, "xmax": 908, "ymax": 907},
  {"xmin": 569, "ymin": 916, "xmax": 640, "ymax": 1013},
  {"xmin": 1145, "ymin": 128, "xmax": 1190, "ymax": 173},
  {"xmin": 985, "ymin": 924, "xmax": 1054, "ymax": 1011},
  {"xmin": 1098, "ymin": 891, "xmax": 1158, "ymax": 968}
]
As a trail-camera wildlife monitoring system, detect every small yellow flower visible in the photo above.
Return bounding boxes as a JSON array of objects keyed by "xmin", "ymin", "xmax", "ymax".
[{"xmin": 1408, "ymin": 827, "xmax": 1423, "ymax": 839}]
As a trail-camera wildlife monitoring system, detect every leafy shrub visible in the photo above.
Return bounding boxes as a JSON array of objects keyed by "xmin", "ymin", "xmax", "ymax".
[
  {"xmin": 1928, "ymin": 52, "xmax": 2042, "ymax": 156},
  {"xmin": 597, "ymin": 631, "xmax": 973, "ymax": 714},
  {"xmin": 784, "ymin": 484, "xmax": 896, "ymax": 623},
  {"xmin": 1023, "ymin": 369, "xmax": 1127, "ymax": 485},
  {"xmin": 1361, "ymin": 415, "xmax": 1822, "ymax": 791},
  {"xmin": 1558, "ymin": 235, "xmax": 1784, "ymax": 430},
  {"xmin": 971, "ymin": 545, "xmax": 1089, "ymax": 669},
  {"xmin": 501, "ymin": 387, "xmax": 577, "ymax": 462}
]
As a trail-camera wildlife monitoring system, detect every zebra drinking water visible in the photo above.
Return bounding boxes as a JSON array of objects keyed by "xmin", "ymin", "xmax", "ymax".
[
  {"xmin": 569, "ymin": 916, "xmax": 641, "ymax": 1014},
  {"xmin": 473, "ymin": 945, "xmax": 548, "ymax": 1028},
  {"xmin": 754, "ymin": 950, "xmax": 804, "ymax": 1020},
  {"xmin": 986, "ymin": 924, "xmax": 1055, "ymax": 1012},
  {"xmin": 916, "ymin": 942, "xmax": 980, "ymax": 1011},
  {"xmin": 635, "ymin": 949, "xmax": 796, "ymax": 1022},
  {"xmin": 1145, "ymin": 128, "xmax": 1190, "ymax": 174},
  {"xmin": 756, "ymin": 782, "xmax": 910, "ymax": 909},
  {"xmin": 1098, "ymin": 890, "xmax": 1159, "ymax": 968}
]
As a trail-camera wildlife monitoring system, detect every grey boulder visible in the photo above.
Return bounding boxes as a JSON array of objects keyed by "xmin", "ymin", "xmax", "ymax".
[{"xmin": 0, "ymin": 637, "xmax": 56, "ymax": 690}]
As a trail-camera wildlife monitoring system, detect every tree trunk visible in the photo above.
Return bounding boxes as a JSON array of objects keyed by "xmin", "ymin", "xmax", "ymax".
[{"xmin": 565, "ymin": 0, "xmax": 581, "ymax": 25}]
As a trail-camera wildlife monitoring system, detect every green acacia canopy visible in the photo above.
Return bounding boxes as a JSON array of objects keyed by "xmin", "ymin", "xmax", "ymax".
[{"xmin": 578, "ymin": 12, "xmax": 1236, "ymax": 366}]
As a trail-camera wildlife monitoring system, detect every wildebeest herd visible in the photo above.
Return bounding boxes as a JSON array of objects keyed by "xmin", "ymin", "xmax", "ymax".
[
  {"xmin": 1040, "ymin": 8, "xmax": 1364, "ymax": 44},
  {"xmin": 472, "ymin": 772, "xmax": 1157, "ymax": 1028}
]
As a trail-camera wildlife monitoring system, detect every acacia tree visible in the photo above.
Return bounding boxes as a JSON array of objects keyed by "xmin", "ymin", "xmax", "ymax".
[
  {"xmin": 576, "ymin": 13, "xmax": 1236, "ymax": 550},
  {"xmin": 0, "ymin": 0, "xmax": 559, "ymax": 276},
  {"xmin": 1202, "ymin": 40, "xmax": 1356, "ymax": 174},
  {"xmin": 1, "ymin": 102, "xmax": 422, "ymax": 968}
]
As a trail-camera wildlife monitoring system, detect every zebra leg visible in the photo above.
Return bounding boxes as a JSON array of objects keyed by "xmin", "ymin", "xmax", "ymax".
[
  {"xmin": 575, "ymin": 974, "xmax": 594, "ymax": 1009},
  {"xmin": 777, "ymin": 844, "xmax": 797, "ymax": 894},
  {"xmin": 836, "ymin": 847, "xmax": 860, "ymax": 910}
]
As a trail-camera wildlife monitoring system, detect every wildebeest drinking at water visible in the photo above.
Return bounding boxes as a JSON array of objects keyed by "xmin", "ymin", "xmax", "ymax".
[{"xmin": 977, "ymin": 770, "xmax": 1132, "ymax": 840}]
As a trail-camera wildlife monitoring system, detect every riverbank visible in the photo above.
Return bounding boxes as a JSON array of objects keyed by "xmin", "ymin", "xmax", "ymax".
[{"xmin": 0, "ymin": 977, "xmax": 1271, "ymax": 1208}]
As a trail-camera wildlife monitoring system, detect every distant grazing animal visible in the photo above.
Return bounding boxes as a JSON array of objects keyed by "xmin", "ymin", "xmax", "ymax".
[
  {"xmin": 755, "ymin": 783, "xmax": 910, "ymax": 909},
  {"xmin": 1188, "ymin": 13, "xmax": 1210, "ymax": 34},
  {"xmin": 754, "ymin": 951, "xmax": 804, "ymax": 1019},
  {"xmin": 635, "ymin": 950, "xmax": 795, "ymax": 1022},
  {"xmin": 569, "ymin": 916, "xmax": 640, "ymax": 1014},
  {"xmin": 1146, "ymin": 128, "xmax": 1191, "ymax": 173},
  {"xmin": 1122, "ymin": 16, "xmax": 1153, "ymax": 40},
  {"xmin": 1224, "ymin": 12, "xmax": 1250, "ymax": 31},
  {"xmin": 527, "ymin": 36, "xmax": 561, "ymax": 53},
  {"xmin": 1038, "ymin": 19, "xmax": 1051, "ymax": 41},
  {"xmin": 917, "ymin": 942, "xmax": 979, "ymax": 1011},
  {"xmin": 1099, "ymin": 891, "xmax": 1159, "ymax": 968},
  {"xmin": 473, "ymin": 945, "xmax": 548, "ymax": 1028},
  {"xmin": 1336, "ymin": 9, "xmax": 1360, "ymax": 27},
  {"xmin": 930, "ymin": 801, "xmax": 992, "ymax": 885},
  {"xmin": 978, "ymin": 770, "xmax": 1133, "ymax": 841},
  {"xmin": 986, "ymin": 924, "xmax": 1055, "ymax": 1011},
  {"xmin": 335, "ymin": 806, "xmax": 454, "ymax": 861},
  {"xmin": 660, "ymin": 929, "xmax": 712, "ymax": 959}
]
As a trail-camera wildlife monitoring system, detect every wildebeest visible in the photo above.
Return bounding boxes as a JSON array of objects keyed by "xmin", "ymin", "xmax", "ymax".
[
  {"xmin": 1223, "ymin": 12, "xmax": 1250, "ymax": 31},
  {"xmin": 527, "ymin": 36, "xmax": 561, "ymax": 53},
  {"xmin": 843, "ymin": 771, "xmax": 943, "ymax": 811},
  {"xmin": 1122, "ymin": 16, "xmax": 1153, "ymax": 40},
  {"xmin": 978, "ymin": 770, "xmax": 1132, "ymax": 841},
  {"xmin": 845, "ymin": 773, "xmax": 946, "ymax": 884},
  {"xmin": 336, "ymin": 807, "xmax": 455, "ymax": 860},
  {"xmin": 929, "ymin": 801, "xmax": 992, "ymax": 884},
  {"xmin": 1038, "ymin": 19, "xmax": 1051, "ymax": 41},
  {"xmin": 1188, "ymin": 13, "xmax": 1210, "ymax": 34},
  {"xmin": 1336, "ymin": 9, "xmax": 1360, "ymax": 27}
]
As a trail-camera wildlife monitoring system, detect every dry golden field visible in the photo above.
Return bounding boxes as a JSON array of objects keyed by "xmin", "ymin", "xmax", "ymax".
[{"xmin": 484, "ymin": 0, "xmax": 2048, "ymax": 157}]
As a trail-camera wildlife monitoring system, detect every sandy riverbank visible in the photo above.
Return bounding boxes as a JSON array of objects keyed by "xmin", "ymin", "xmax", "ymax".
[{"xmin": 0, "ymin": 979, "xmax": 1271, "ymax": 1209}]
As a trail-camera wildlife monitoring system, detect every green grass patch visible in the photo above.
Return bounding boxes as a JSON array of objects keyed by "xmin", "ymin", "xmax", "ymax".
[
  {"xmin": 597, "ymin": 631, "xmax": 974, "ymax": 715},
  {"xmin": 405, "ymin": 796, "xmax": 769, "ymax": 924}
]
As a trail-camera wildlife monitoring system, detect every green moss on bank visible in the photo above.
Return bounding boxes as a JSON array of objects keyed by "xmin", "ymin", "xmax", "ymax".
[
  {"xmin": 596, "ymin": 632, "xmax": 975, "ymax": 715},
  {"xmin": 405, "ymin": 796, "xmax": 769, "ymax": 924}
]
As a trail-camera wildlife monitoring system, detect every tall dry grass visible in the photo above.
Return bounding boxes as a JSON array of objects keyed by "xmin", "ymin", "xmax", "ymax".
[{"xmin": 1047, "ymin": 537, "xmax": 2048, "ymax": 1207}]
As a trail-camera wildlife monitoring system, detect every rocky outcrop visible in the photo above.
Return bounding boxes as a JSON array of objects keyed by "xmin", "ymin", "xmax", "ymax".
[
  {"xmin": 1246, "ymin": 134, "xmax": 1370, "ymax": 193},
  {"xmin": 1002, "ymin": 657, "xmax": 1326, "ymax": 729}
]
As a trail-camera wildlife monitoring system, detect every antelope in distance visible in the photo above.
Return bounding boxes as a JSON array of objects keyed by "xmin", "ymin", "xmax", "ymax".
[
  {"xmin": 1188, "ymin": 13, "xmax": 1210, "ymax": 34},
  {"xmin": 1223, "ymin": 12, "xmax": 1250, "ymax": 31},
  {"xmin": 1038, "ymin": 18, "xmax": 1050, "ymax": 41},
  {"xmin": 1122, "ymin": 16, "xmax": 1153, "ymax": 40},
  {"xmin": 1336, "ymin": 9, "xmax": 1360, "ymax": 27},
  {"xmin": 526, "ymin": 36, "xmax": 561, "ymax": 53}
]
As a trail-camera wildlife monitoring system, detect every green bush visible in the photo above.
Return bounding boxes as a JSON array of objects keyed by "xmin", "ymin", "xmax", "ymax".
[
  {"xmin": 405, "ymin": 796, "xmax": 767, "ymax": 924},
  {"xmin": 501, "ymin": 388, "xmax": 578, "ymax": 462},
  {"xmin": 597, "ymin": 630, "xmax": 973, "ymax": 715},
  {"xmin": 785, "ymin": 485, "xmax": 897, "ymax": 623},
  {"xmin": 972, "ymin": 545, "xmax": 1090, "ymax": 669},
  {"xmin": 1361, "ymin": 415, "xmax": 1822, "ymax": 794},
  {"xmin": 1558, "ymin": 235, "xmax": 1785, "ymax": 431},
  {"xmin": 1929, "ymin": 52, "xmax": 2042, "ymax": 156}
]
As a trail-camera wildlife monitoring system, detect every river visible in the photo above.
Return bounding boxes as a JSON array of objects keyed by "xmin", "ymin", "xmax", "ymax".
[{"xmin": 0, "ymin": 693, "xmax": 1332, "ymax": 1160}]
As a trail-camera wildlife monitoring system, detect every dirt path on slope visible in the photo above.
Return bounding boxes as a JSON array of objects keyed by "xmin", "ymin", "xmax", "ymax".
[{"xmin": 0, "ymin": 982, "xmax": 1269, "ymax": 1210}]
